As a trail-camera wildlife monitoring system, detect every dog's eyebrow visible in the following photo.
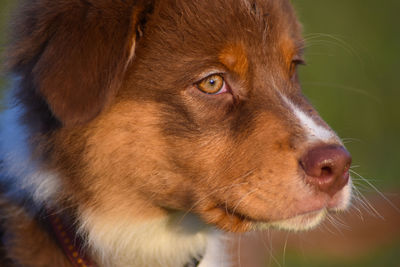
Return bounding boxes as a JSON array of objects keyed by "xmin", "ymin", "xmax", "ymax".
[{"xmin": 218, "ymin": 43, "xmax": 249, "ymax": 80}]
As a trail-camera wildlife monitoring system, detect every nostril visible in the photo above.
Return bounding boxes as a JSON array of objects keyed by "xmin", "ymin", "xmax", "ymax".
[
  {"xmin": 321, "ymin": 166, "xmax": 333, "ymax": 177},
  {"xmin": 300, "ymin": 144, "xmax": 352, "ymax": 196}
]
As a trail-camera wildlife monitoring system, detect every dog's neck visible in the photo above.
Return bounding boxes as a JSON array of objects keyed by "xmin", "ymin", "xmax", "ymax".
[
  {"xmin": 45, "ymin": 210, "xmax": 97, "ymax": 266},
  {"xmin": 0, "ymin": 99, "xmax": 232, "ymax": 267},
  {"xmin": 78, "ymin": 208, "xmax": 215, "ymax": 267},
  {"xmin": 46, "ymin": 209, "xmax": 214, "ymax": 267}
]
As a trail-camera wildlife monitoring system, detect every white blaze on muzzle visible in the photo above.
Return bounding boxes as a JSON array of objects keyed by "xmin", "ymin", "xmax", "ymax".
[{"xmin": 280, "ymin": 93, "xmax": 336, "ymax": 142}]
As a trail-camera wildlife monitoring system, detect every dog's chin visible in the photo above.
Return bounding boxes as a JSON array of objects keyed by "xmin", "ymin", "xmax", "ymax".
[
  {"xmin": 265, "ymin": 209, "xmax": 328, "ymax": 232},
  {"xmin": 253, "ymin": 185, "xmax": 353, "ymax": 232},
  {"xmin": 201, "ymin": 183, "xmax": 353, "ymax": 233},
  {"xmin": 206, "ymin": 209, "xmax": 327, "ymax": 233},
  {"xmin": 202, "ymin": 207, "xmax": 327, "ymax": 233}
]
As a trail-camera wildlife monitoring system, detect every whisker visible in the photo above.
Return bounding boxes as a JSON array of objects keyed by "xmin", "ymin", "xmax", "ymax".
[
  {"xmin": 351, "ymin": 181, "xmax": 378, "ymax": 192},
  {"xmin": 231, "ymin": 188, "xmax": 259, "ymax": 216},
  {"xmin": 302, "ymin": 81, "xmax": 381, "ymax": 103},
  {"xmin": 349, "ymin": 165, "xmax": 361, "ymax": 169},
  {"xmin": 325, "ymin": 215, "xmax": 344, "ymax": 235},
  {"xmin": 350, "ymin": 187, "xmax": 371, "ymax": 216},
  {"xmin": 303, "ymin": 32, "xmax": 363, "ymax": 64},
  {"xmin": 352, "ymin": 185, "xmax": 384, "ymax": 219},
  {"xmin": 330, "ymin": 214, "xmax": 350, "ymax": 230},
  {"xmin": 282, "ymin": 232, "xmax": 289, "ymax": 267},
  {"xmin": 352, "ymin": 178, "xmax": 380, "ymax": 183},
  {"xmin": 341, "ymin": 138, "xmax": 363, "ymax": 144},
  {"xmin": 260, "ymin": 231, "xmax": 273, "ymax": 267},
  {"xmin": 178, "ymin": 181, "xmax": 249, "ymax": 223},
  {"xmin": 262, "ymin": 229, "xmax": 282, "ymax": 267},
  {"xmin": 350, "ymin": 170, "xmax": 400, "ymax": 214},
  {"xmin": 237, "ymin": 233, "xmax": 242, "ymax": 267},
  {"xmin": 321, "ymin": 217, "xmax": 339, "ymax": 235},
  {"xmin": 348, "ymin": 202, "xmax": 364, "ymax": 221}
]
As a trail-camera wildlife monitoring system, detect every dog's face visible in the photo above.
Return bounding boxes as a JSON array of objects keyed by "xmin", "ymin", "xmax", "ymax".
[{"xmin": 11, "ymin": 0, "xmax": 351, "ymax": 233}]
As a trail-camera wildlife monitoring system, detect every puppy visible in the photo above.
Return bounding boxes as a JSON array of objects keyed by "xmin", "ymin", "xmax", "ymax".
[{"xmin": 0, "ymin": 0, "xmax": 352, "ymax": 266}]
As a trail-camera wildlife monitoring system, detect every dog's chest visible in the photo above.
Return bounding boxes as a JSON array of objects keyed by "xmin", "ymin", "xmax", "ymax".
[{"xmin": 80, "ymin": 211, "xmax": 229, "ymax": 267}]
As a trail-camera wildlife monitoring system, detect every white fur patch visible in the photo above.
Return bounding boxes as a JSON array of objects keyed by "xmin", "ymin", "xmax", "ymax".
[
  {"xmin": 0, "ymin": 92, "xmax": 61, "ymax": 204},
  {"xmin": 198, "ymin": 230, "xmax": 232, "ymax": 267},
  {"xmin": 270, "ymin": 209, "xmax": 327, "ymax": 232},
  {"xmin": 79, "ymin": 210, "xmax": 214, "ymax": 267},
  {"xmin": 280, "ymin": 94, "xmax": 335, "ymax": 142},
  {"xmin": 332, "ymin": 180, "xmax": 353, "ymax": 211}
]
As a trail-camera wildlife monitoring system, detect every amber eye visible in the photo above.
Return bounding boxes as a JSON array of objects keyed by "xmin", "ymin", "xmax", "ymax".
[{"xmin": 196, "ymin": 74, "xmax": 225, "ymax": 94}]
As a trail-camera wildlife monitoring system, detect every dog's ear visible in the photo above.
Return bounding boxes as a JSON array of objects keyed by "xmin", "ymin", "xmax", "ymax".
[{"xmin": 8, "ymin": 0, "xmax": 154, "ymax": 126}]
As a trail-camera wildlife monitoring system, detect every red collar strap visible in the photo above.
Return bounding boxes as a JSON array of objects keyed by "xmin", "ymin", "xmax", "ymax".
[{"xmin": 46, "ymin": 211, "xmax": 97, "ymax": 267}]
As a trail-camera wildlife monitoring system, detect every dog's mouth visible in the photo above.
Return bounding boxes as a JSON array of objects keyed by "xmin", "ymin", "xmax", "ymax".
[
  {"xmin": 210, "ymin": 206, "xmax": 336, "ymax": 233},
  {"xmin": 201, "ymin": 205, "xmax": 258, "ymax": 232},
  {"xmin": 199, "ymin": 182, "xmax": 352, "ymax": 233},
  {"xmin": 201, "ymin": 205, "xmax": 326, "ymax": 233},
  {"xmin": 265, "ymin": 209, "xmax": 328, "ymax": 231}
]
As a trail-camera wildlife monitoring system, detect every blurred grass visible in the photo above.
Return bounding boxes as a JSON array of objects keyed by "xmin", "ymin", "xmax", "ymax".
[{"xmin": 271, "ymin": 240, "xmax": 400, "ymax": 267}]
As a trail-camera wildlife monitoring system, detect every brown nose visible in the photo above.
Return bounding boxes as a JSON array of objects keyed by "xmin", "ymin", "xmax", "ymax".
[{"xmin": 300, "ymin": 145, "xmax": 352, "ymax": 196}]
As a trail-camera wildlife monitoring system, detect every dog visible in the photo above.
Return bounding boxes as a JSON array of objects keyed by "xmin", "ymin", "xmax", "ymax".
[{"xmin": 0, "ymin": 0, "xmax": 352, "ymax": 266}]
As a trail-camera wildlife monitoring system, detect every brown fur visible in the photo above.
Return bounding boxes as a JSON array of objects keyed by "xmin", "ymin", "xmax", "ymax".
[
  {"xmin": 219, "ymin": 43, "xmax": 250, "ymax": 80},
  {"xmin": 0, "ymin": 198, "xmax": 70, "ymax": 266},
  {"xmin": 0, "ymin": 0, "xmax": 350, "ymax": 266}
]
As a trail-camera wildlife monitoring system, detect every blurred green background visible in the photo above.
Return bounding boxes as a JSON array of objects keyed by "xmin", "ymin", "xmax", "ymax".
[
  {"xmin": 0, "ymin": 0, "xmax": 399, "ymax": 266},
  {"xmin": 283, "ymin": 1, "xmax": 400, "ymax": 266},
  {"xmin": 278, "ymin": 1, "xmax": 400, "ymax": 266},
  {"xmin": 0, "ymin": 0, "xmax": 15, "ymax": 104},
  {"xmin": 294, "ymin": 0, "xmax": 400, "ymax": 189}
]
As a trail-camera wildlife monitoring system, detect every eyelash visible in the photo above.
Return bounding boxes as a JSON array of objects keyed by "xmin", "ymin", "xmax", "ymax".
[{"xmin": 290, "ymin": 58, "xmax": 306, "ymax": 77}]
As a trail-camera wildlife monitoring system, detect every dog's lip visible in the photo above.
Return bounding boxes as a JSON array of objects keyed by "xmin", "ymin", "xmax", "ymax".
[
  {"xmin": 288, "ymin": 208, "xmax": 326, "ymax": 220},
  {"xmin": 280, "ymin": 195, "xmax": 348, "ymax": 222},
  {"xmin": 216, "ymin": 204, "xmax": 258, "ymax": 223},
  {"xmin": 216, "ymin": 204, "xmax": 324, "ymax": 225},
  {"xmin": 222, "ymin": 207, "xmax": 328, "ymax": 231},
  {"xmin": 212, "ymin": 185, "xmax": 350, "ymax": 226},
  {"xmin": 292, "ymin": 197, "xmax": 346, "ymax": 218},
  {"xmin": 288, "ymin": 207, "xmax": 327, "ymax": 219},
  {"xmin": 266, "ymin": 208, "xmax": 328, "ymax": 231}
]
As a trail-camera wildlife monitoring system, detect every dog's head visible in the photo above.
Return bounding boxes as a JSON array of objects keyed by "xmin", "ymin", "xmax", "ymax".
[{"xmin": 9, "ymin": 0, "xmax": 351, "ymax": 233}]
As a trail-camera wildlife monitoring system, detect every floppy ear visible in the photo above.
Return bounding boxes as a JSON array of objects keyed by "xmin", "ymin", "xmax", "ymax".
[{"xmin": 8, "ymin": 0, "xmax": 153, "ymax": 126}]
